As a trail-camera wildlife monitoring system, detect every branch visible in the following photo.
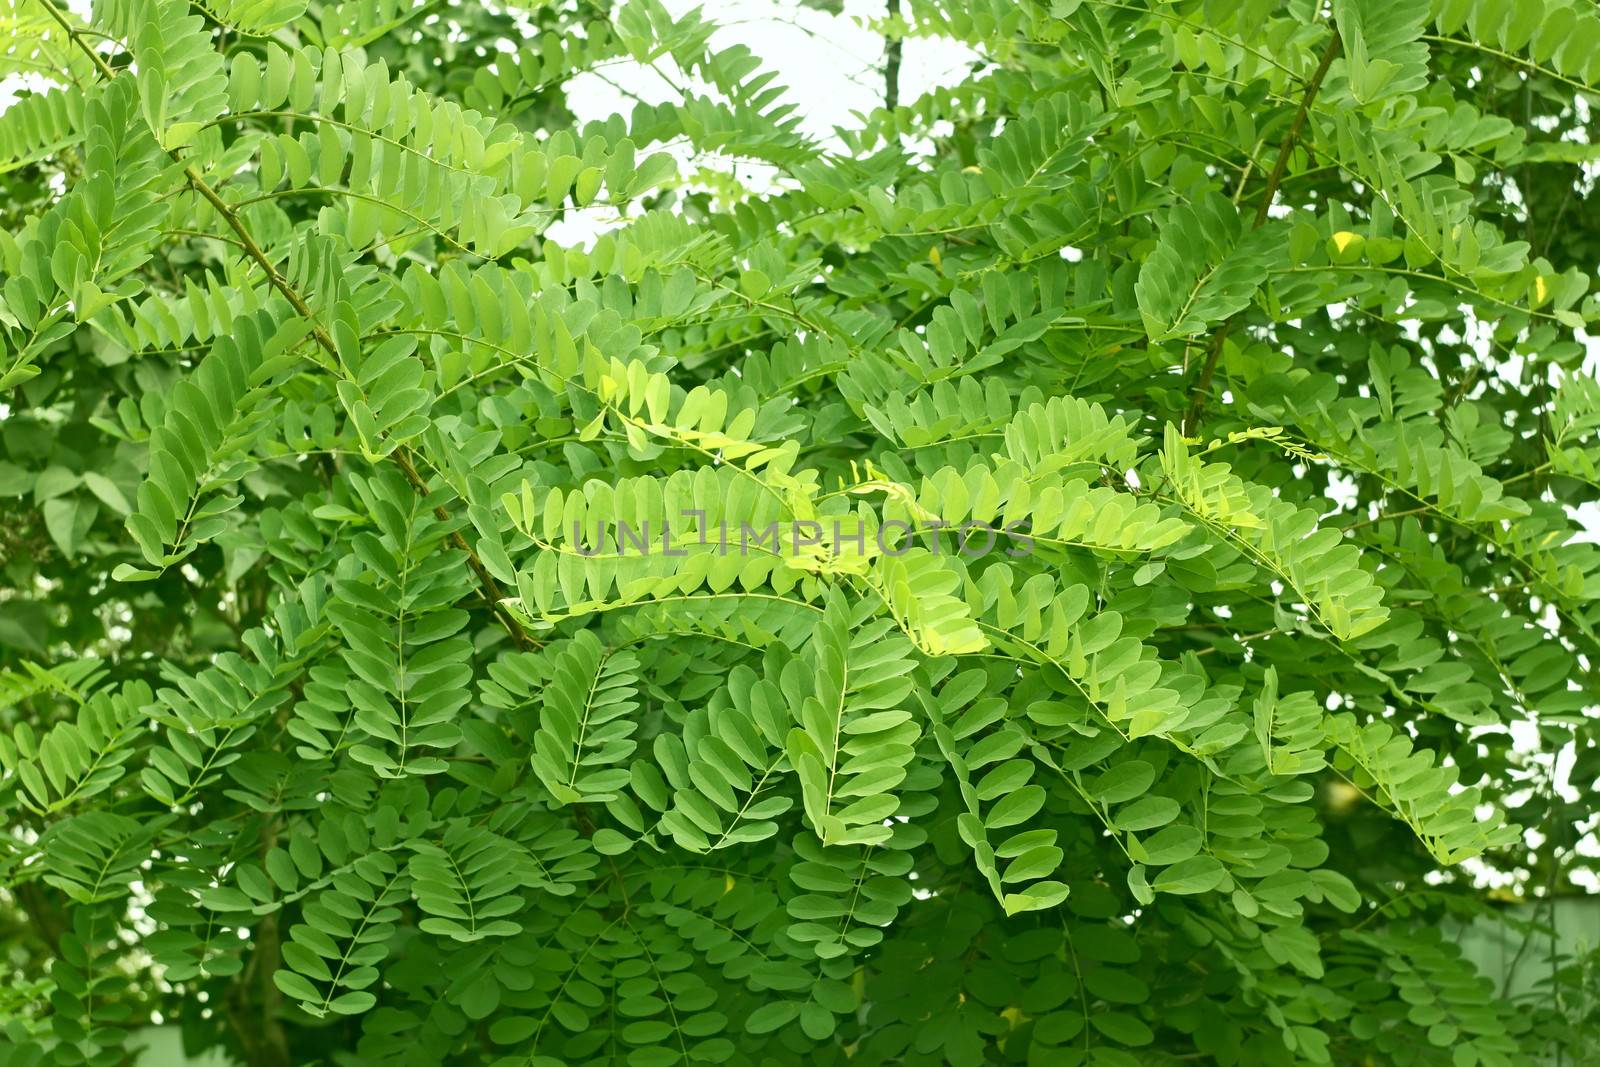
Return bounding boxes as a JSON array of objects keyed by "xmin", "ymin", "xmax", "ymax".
[
  {"xmin": 225, "ymin": 818, "xmax": 290, "ymax": 1067},
  {"xmin": 1183, "ymin": 28, "xmax": 1342, "ymax": 437},
  {"xmin": 883, "ymin": 0, "xmax": 903, "ymax": 111}
]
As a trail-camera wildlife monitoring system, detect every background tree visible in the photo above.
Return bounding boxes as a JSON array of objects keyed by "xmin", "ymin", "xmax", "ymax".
[{"xmin": 2, "ymin": 0, "xmax": 1600, "ymax": 1064}]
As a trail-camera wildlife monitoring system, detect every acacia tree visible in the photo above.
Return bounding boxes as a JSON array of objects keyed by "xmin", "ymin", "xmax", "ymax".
[{"xmin": 2, "ymin": 0, "xmax": 1599, "ymax": 1063}]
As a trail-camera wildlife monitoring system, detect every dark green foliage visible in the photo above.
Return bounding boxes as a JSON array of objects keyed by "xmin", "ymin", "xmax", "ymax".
[{"xmin": 3, "ymin": 0, "xmax": 1600, "ymax": 1064}]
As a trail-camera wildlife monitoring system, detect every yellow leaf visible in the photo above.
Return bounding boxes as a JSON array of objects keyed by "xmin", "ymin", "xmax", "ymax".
[{"xmin": 1328, "ymin": 231, "xmax": 1366, "ymax": 264}]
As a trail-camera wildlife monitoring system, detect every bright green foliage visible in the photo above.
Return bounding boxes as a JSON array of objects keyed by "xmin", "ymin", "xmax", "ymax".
[
  {"xmin": 1135, "ymin": 193, "xmax": 1282, "ymax": 342},
  {"xmin": 3, "ymin": 0, "xmax": 1600, "ymax": 1064},
  {"xmin": 526, "ymin": 629, "xmax": 641, "ymax": 804}
]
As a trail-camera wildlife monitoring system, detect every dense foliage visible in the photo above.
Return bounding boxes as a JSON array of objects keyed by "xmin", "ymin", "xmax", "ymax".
[{"xmin": 4, "ymin": 0, "xmax": 1600, "ymax": 1063}]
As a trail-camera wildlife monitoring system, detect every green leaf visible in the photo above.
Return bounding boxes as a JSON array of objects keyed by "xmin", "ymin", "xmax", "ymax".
[
  {"xmin": 745, "ymin": 1001, "xmax": 801, "ymax": 1034},
  {"xmin": 1151, "ymin": 856, "xmax": 1227, "ymax": 895}
]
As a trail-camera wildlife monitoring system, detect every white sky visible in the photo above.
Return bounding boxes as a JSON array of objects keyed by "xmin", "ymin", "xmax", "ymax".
[
  {"xmin": 542, "ymin": 0, "xmax": 976, "ymax": 242},
  {"xmin": 566, "ymin": 0, "xmax": 973, "ymax": 139}
]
